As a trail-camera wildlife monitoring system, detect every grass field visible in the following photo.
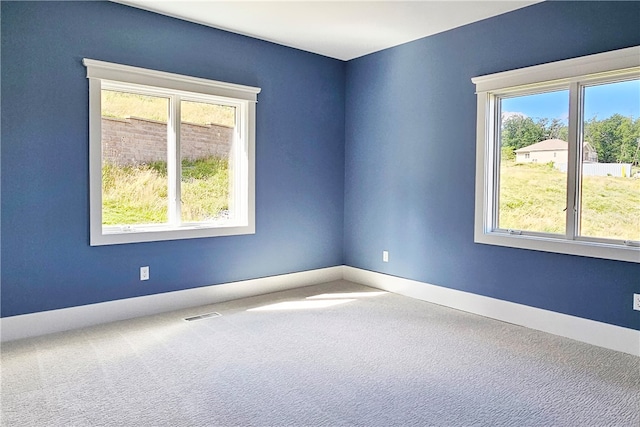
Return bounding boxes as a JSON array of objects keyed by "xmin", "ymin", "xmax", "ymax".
[
  {"xmin": 102, "ymin": 157, "xmax": 230, "ymax": 225},
  {"xmin": 499, "ymin": 161, "xmax": 640, "ymax": 240}
]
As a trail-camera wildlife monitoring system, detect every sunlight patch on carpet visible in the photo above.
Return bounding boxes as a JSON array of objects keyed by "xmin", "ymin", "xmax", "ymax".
[
  {"xmin": 247, "ymin": 299, "xmax": 355, "ymax": 311},
  {"xmin": 307, "ymin": 291, "xmax": 387, "ymax": 299}
]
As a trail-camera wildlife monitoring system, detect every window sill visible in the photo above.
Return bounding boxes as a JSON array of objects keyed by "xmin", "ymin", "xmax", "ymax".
[
  {"xmin": 474, "ymin": 230, "xmax": 639, "ymax": 263},
  {"xmin": 92, "ymin": 223, "xmax": 254, "ymax": 246}
]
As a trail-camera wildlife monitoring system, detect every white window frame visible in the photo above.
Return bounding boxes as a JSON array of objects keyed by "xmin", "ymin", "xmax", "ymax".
[
  {"xmin": 84, "ymin": 59, "xmax": 260, "ymax": 246},
  {"xmin": 472, "ymin": 46, "xmax": 640, "ymax": 263}
]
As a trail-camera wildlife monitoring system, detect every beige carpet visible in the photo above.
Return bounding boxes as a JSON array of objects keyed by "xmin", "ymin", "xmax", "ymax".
[{"xmin": 2, "ymin": 280, "xmax": 639, "ymax": 426}]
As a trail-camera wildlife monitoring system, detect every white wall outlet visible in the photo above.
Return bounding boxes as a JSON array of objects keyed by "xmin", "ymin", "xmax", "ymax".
[
  {"xmin": 140, "ymin": 266, "xmax": 150, "ymax": 281},
  {"xmin": 633, "ymin": 293, "xmax": 640, "ymax": 311},
  {"xmin": 382, "ymin": 251, "xmax": 389, "ymax": 263}
]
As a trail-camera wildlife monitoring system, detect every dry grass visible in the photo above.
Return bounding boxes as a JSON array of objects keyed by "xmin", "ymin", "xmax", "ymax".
[
  {"xmin": 101, "ymin": 91, "xmax": 235, "ymax": 127},
  {"xmin": 102, "ymin": 164, "xmax": 168, "ymax": 225},
  {"xmin": 581, "ymin": 174, "xmax": 640, "ymax": 240},
  {"xmin": 180, "ymin": 157, "xmax": 230, "ymax": 222},
  {"xmin": 499, "ymin": 161, "xmax": 639, "ymax": 240},
  {"xmin": 102, "ymin": 158, "xmax": 230, "ymax": 226}
]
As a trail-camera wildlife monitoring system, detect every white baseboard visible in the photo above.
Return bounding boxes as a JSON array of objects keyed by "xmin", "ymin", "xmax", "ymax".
[
  {"xmin": 3, "ymin": 265, "xmax": 637, "ymax": 356},
  {"xmin": 344, "ymin": 266, "xmax": 640, "ymax": 357},
  {"xmin": 0, "ymin": 266, "xmax": 343, "ymax": 342}
]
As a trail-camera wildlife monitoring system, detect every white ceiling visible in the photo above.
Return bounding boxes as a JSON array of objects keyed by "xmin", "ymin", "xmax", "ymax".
[{"xmin": 115, "ymin": 1, "xmax": 541, "ymax": 61}]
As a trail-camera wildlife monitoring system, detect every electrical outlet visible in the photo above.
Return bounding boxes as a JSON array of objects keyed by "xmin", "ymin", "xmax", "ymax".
[
  {"xmin": 633, "ymin": 293, "xmax": 640, "ymax": 311},
  {"xmin": 382, "ymin": 251, "xmax": 389, "ymax": 263},
  {"xmin": 140, "ymin": 266, "xmax": 150, "ymax": 281}
]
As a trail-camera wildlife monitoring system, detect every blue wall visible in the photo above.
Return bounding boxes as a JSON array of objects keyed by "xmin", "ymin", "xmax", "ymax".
[
  {"xmin": 2, "ymin": 1, "xmax": 639, "ymax": 331},
  {"xmin": 1, "ymin": 1, "xmax": 345, "ymax": 316},
  {"xmin": 344, "ymin": 1, "xmax": 640, "ymax": 330}
]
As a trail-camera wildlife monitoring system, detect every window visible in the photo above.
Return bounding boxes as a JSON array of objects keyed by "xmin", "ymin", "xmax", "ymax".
[
  {"xmin": 472, "ymin": 46, "xmax": 640, "ymax": 263},
  {"xmin": 84, "ymin": 59, "xmax": 260, "ymax": 245}
]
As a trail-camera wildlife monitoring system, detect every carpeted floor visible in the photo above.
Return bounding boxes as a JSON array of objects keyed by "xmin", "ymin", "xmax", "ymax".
[{"xmin": 2, "ymin": 280, "xmax": 639, "ymax": 426}]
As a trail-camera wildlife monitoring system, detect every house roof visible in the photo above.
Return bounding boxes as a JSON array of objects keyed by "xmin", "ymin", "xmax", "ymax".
[{"xmin": 515, "ymin": 139, "xmax": 567, "ymax": 153}]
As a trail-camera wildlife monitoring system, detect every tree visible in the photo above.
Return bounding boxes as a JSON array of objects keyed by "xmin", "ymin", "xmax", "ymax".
[
  {"xmin": 539, "ymin": 118, "xmax": 568, "ymax": 141},
  {"xmin": 584, "ymin": 114, "xmax": 640, "ymax": 164},
  {"xmin": 500, "ymin": 115, "xmax": 546, "ymax": 150}
]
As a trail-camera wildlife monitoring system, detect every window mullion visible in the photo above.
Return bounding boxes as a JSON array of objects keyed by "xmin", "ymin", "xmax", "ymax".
[
  {"xmin": 565, "ymin": 82, "xmax": 581, "ymax": 240},
  {"xmin": 167, "ymin": 95, "xmax": 181, "ymax": 225}
]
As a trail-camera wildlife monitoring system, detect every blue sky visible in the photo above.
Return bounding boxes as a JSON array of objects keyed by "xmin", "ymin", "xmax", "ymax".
[{"xmin": 502, "ymin": 79, "xmax": 639, "ymax": 123}]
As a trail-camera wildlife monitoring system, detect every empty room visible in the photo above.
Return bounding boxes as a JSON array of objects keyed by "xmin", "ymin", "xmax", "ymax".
[{"xmin": 1, "ymin": 1, "xmax": 639, "ymax": 425}]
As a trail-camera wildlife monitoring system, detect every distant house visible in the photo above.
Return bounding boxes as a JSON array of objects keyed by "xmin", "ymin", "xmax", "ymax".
[{"xmin": 514, "ymin": 139, "xmax": 598, "ymax": 164}]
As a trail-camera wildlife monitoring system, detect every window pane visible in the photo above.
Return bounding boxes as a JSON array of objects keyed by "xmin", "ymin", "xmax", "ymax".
[
  {"xmin": 497, "ymin": 90, "xmax": 569, "ymax": 234},
  {"xmin": 580, "ymin": 79, "xmax": 640, "ymax": 241},
  {"xmin": 180, "ymin": 100, "xmax": 236, "ymax": 224},
  {"xmin": 101, "ymin": 90, "xmax": 169, "ymax": 226}
]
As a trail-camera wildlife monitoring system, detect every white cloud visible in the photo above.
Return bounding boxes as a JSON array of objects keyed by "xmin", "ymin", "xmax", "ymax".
[{"xmin": 501, "ymin": 111, "xmax": 528, "ymax": 121}]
